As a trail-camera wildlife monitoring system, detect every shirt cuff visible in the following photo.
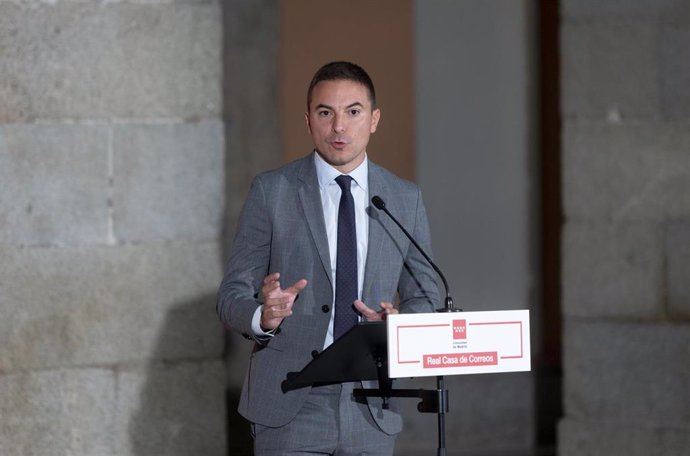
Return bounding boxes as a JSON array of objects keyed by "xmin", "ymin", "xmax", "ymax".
[{"xmin": 251, "ymin": 305, "xmax": 277, "ymax": 338}]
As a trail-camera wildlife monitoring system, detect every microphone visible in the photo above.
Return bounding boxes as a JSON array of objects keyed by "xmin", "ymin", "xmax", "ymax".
[{"xmin": 371, "ymin": 196, "xmax": 459, "ymax": 312}]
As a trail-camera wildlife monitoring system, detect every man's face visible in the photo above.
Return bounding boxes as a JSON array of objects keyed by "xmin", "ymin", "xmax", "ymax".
[{"xmin": 305, "ymin": 79, "xmax": 381, "ymax": 174}]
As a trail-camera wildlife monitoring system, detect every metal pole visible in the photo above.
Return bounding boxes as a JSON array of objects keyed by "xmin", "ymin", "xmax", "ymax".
[{"xmin": 436, "ymin": 375, "xmax": 447, "ymax": 456}]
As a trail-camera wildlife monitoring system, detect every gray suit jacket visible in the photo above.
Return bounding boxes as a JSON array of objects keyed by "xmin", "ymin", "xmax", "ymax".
[{"xmin": 217, "ymin": 154, "xmax": 440, "ymax": 434}]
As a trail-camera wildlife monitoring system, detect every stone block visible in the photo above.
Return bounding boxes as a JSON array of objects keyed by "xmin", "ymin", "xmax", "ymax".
[
  {"xmin": 559, "ymin": 418, "xmax": 690, "ymax": 456},
  {"xmin": 665, "ymin": 221, "xmax": 690, "ymax": 317},
  {"xmin": 0, "ymin": 241, "xmax": 224, "ymax": 372},
  {"xmin": 661, "ymin": 25, "xmax": 690, "ymax": 120},
  {"xmin": 661, "ymin": 426, "xmax": 690, "ymax": 455},
  {"xmin": 0, "ymin": 368, "xmax": 117, "ymax": 456},
  {"xmin": 0, "ymin": 124, "xmax": 109, "ymax": 245},
  {"xmin": 562, "ymin": 320, "xmax": 690, "ymax": 426},
  {"xmin": 0, "ymin": 2, "xmax": 221, "ymax": 121},
  {"xmin": 561, "ymin": 0, "xmax": 686, "ymax": 21},
  {"xmin": 562, "ymin": 221, "xmax": 663, "ymax": 318},
  {"xmin": 112, "ymin": 120, "xmax": 224, "ymax": 242},
  {"xmin": 396, "ymin": 373, "xmax": 534, "ymax": 454},
  {"xmin": 0, "ymin": 361, "xmax": 227, "ymax": 456},
  {"xmin": 117, "ymin": 360, "xmax": 226, "ymax": 456},
  {"xmin": 563, "ymin": 123, "xmax": 690, "ymax": 221},
  {"xmin": 558, "ymin": 417, "xmax": 689, "ymax": 456},
  {"xmin": 561, "ymin": 22, "xmax": 660, "ymax": 120}
]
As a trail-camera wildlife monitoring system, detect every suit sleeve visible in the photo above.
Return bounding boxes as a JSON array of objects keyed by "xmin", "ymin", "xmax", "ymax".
[
  {"xmin": 217, "ymin": 176, "xmax": 272, "ymax": 337},
  {"xmin": 397, "ymin": 188, "xmax": 441, "ymax": 313}
]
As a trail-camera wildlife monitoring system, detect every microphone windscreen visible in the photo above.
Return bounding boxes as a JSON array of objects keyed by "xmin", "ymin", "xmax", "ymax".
[{"xmin": 371, "ymin": 196, "xmax": 386, "ymax": 210}]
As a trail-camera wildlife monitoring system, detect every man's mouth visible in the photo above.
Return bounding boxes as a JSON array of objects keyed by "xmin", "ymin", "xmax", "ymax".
[{"xmin": 329, "ymin": 137, "xmax": 350, "ymax": 149}]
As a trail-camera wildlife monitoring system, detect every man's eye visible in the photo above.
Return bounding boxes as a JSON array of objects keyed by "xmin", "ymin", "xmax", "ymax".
[
  {"xmin": 349, "ymin": 109, "xmax": 361, "ymax": 115},
  {"xmin": 318, "ymin": 110, "xmax": 331, "ymax": 117}
]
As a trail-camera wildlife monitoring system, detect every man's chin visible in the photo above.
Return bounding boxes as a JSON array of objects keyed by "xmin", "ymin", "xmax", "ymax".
[
  {"xmin": 317, "ymin": 151, "xmax": 346, "ymax": 165},
  {"xmin": 316, "ymin": 149, "xmax": 365, "ymax": 171}
]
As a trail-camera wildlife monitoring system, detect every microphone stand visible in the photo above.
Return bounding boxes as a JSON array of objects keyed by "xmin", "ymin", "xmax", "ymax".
[
  {"xmin": 369, "ymin": 196, "xmax": 462, "ymax": 456},
  {"xmin": 433, "ymin": 292, "xmax": 461, "ymax": 456},
  {"xmin": 433, "ymin": 299, "xmax": 461, "ymax": 456}
]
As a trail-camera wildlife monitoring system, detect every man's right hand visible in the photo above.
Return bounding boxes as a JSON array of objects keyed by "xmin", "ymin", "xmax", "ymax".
[{"xmin": 260, "ymin": 272, "xmax": 308, "ymax": 331}]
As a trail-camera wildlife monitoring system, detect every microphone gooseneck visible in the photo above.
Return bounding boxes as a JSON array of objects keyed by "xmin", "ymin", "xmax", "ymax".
[{"xmin": 370, "ymin": 195, "xmax": 459, "ymax": 312}]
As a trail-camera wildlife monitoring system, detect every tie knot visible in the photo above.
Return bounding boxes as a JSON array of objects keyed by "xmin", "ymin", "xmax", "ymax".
[{"xmin": 335, "ymin": 175, "xmax": 353, "ymax": 191}]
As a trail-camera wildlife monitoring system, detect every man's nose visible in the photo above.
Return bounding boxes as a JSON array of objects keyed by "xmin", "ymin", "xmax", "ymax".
[{"xmin": 332, "ymin": 114, "xmax": 345, "ymax": 133}]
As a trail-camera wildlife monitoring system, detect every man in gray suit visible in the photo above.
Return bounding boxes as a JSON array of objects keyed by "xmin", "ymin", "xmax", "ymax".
[{"xmin": 218, "ymin": 61, "xmax": 440, "ymax": 455}]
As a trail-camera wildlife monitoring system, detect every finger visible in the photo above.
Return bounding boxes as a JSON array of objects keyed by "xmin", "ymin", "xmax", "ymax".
[
  {"xmin": 262, "ymin": 280, "xmax": 282, "ymax": 299},
  {"xmin": 263, "ymin": 272, "xmax": 280, "ymax": 285},
  {"xmin": 379, "ymin": 301, "xmax": 394, "ymax": 310},
  {"xmin": 353, "ymin": 299, "xmax": 379, "ymax": 319},
  {"xmin": 264, "ymin": 304, "xmax": 293, "ymax": 318},
  {"xmin": 265, "ymin": 295, "xmax": 294, "ymax": 309},
  {"xmin": 263, "ymin": 279, "xmax": 281, "ymax": 292},
  {"xmin": 285, "ymin": 278, "xmax": 308, "ymax": 295},
  {"xmin": 378, "ymin": 302, "xmax": 399, "ymax": 315}
]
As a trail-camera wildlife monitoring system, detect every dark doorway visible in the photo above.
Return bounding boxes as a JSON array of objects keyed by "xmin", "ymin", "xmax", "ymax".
[{"xmin": 536, "ymin": 1, "xmax": 563, "ymax": 454}]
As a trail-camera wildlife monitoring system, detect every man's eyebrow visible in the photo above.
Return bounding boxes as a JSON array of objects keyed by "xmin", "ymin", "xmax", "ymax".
[{"xmin": 314, "ymin": 102, "xmax": 365, "ymax": 111}]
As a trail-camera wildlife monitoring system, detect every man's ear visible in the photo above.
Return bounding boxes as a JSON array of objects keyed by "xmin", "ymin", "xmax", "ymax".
[
  {"xmin": 304, "ymin": 112, "xmax": 311, "ymax": 134},
  {"xmin": 370, "ymin": 108, "xmax": 381, "ymax": 134}
]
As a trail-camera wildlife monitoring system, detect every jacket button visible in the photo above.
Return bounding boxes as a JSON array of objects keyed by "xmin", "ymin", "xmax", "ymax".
[
  {"xmin": 311, "ymin": 350, "xmax": 319, "ymax": 358},
  {"xmin": 321, "ymin": 305, "xmax": 330, "ymax": 313}
]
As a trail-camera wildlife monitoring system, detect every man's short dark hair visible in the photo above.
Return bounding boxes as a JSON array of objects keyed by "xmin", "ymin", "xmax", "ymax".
[{"xmin": 307, "ymin": 61, "xmax": 377, "ymax": 110}]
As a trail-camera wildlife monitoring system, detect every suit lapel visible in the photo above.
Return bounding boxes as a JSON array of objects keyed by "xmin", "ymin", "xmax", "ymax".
[
  {"xmin": 297, "ymin": 156, "xmax": 333, "ymax": 288},
  {"xmin": 363, "ymin": 163, "xmax": 389, "ymax": 302},
  {"xmin": 295, "ymin": 157, "xmax": 392, "ymax": 304}
]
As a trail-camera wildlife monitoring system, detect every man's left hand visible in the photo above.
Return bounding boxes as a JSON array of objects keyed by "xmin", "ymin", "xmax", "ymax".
[{"xmin": 353, "ymin": 300, "xmax": 398, "ymax": 321}]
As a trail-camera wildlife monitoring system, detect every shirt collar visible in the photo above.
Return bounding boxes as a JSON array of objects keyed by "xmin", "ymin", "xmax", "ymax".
[{"xmin": 313, "ymin": 151, "xmax": 369, "ymax": 191}]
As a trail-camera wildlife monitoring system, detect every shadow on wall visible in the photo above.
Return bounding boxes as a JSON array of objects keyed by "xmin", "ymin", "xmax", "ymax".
[
  {"xmin": 128, "ymin": 294, "xmax": 234, "ymax": 455},
  {"xmin": 219, "ymin": 0, "xmax": 283, "ymax": 453},
  {"xmin": 223, "ymin": 330, "xmax": 254, "ymax": 456}
]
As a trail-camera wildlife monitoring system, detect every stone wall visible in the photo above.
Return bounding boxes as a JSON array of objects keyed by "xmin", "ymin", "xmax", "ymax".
[
  {"xmin": 559, "ymin": 1, "xmax": 690, "ymax": 454},
  {"xmin": 0, "ymin": 1, "xmax": 227, "ymax": 454}
]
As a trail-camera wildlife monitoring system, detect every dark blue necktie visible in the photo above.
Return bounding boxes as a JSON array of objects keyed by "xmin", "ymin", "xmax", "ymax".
[{"xmin": 333, "ymin": 175, "xmax": 359, "ymax": 339}]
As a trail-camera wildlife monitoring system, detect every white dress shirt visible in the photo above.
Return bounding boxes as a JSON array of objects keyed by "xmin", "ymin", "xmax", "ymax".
[{"xmin": 314, "ymin": 151, "xmax": 369, "ymax": 349}]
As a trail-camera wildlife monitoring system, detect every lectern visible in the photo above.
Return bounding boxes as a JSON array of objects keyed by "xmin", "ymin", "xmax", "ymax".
[{"xmin": 282, "ymin": 310, "xmax": 531, "ymax": 456}]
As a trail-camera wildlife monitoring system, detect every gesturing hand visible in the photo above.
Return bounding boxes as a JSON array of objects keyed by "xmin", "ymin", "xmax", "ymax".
[
  {"xmin": 353, "ymin": 299, "xmax": 399, "ymax": 321},
  {"xmin": 260, "ymin": 272, "xmax": 308, "ymax": 331}
]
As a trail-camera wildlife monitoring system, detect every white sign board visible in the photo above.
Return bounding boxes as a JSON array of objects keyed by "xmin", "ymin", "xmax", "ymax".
[{"xmin": 386, "ymin": 310, "xmax": 530, "ymax": 378}]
